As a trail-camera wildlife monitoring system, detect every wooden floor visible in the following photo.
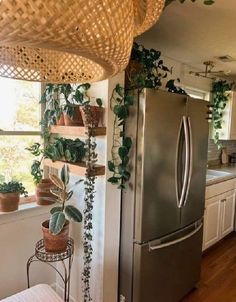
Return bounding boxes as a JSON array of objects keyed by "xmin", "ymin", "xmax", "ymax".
[{"xmin": 182, "ymin": 233, "xmax": 236, "ymax": 302}]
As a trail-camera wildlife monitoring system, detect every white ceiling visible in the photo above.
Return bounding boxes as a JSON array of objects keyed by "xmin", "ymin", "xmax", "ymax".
[{"xmin": 137, "ymin": 0, "xmax": 236, "ymax": 80}]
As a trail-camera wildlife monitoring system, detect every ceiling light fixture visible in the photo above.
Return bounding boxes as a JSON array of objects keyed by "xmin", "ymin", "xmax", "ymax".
[
  {"xmin": 0, "ymin": 0, "xmax": 164, "ymax": 83},
  {"xmin": 189, "ymin": 61, "xmax": 231, "ymax": 80}
]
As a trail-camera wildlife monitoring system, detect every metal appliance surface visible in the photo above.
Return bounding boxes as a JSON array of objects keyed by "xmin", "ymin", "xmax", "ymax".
[{"xmin": 119, "ymin": 89, "xmax": 209, "ymax": 302}]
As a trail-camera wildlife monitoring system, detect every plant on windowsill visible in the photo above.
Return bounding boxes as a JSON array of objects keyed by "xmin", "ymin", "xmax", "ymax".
[
  {"xmin": 41, "ymin": 164, "xmax": 83, "ymax": 253},
  {"xmin": 26, "ymin": 143, "xmax": 56, "ymax": 206},
  {"xmin": 0, "ymin": 181, "xmax": 28, "ymax": 212}
]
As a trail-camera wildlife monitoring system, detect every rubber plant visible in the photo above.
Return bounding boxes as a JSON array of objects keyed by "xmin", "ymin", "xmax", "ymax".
[
  {"xmin": 81, "ymin": 100, "xmax": 98, "ymax": 302},
  {"xmin": 49, "ymin": 164, "xmax": 83, "ymax": 235},
  {"xmin": 211, "ymin": 80, "xmax": 234, "ymax": 149}
]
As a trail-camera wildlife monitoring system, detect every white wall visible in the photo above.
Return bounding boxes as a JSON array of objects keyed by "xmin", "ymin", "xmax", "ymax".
[
  {"xmin": 0, "ymin": 206, "xmax": 55, "ymax": 299},
  {"xmin": 55, "ymin": 74, "xmax": 124, "ymax": 302}
]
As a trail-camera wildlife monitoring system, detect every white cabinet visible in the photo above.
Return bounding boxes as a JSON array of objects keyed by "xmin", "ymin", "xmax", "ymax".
[
  {"xmin": 217, "ymin": 91, "xmax": 236, "ymax": 140},
  {"xmin": 203, "ymin": 188, "xmax": 236, "ymax": 251},
  {"xmin": 221, "ymin": 190, "xmax": 236, "ymax": 237},
  {"xmin": 203, "ymin": 195, "xmax": 221, "ymax": 249}
]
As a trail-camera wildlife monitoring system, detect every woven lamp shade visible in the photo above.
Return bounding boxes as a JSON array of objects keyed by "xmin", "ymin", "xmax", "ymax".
[{"xmin": 0, "ymin": 0, "xmax": 164, "ymax": 83}]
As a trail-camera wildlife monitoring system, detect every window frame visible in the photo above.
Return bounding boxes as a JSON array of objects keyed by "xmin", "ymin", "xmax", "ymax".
[{"xmin": 0, "ymin": 80, "xmax": 44, "ymax": 204}]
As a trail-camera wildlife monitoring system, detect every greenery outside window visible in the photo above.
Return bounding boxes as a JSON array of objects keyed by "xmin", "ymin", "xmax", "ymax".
[{"xmin": 0, "ymin": 78, "xmax": 42, "ymax": 203}]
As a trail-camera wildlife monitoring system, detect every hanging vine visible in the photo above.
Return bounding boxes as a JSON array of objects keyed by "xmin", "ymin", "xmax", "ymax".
[
  {"xmin": 82, "ymin": 104, "xmax": 97, "ymax": 302},
  {"xmin": 108, "ymin": 43, "xmax": 186, "ymax": 189},
  {"xmin": 107, "ymin": 84, "xmax": 133, "ymax": 189},
  {"xmin": 211, "ymin": 80, "xmax": 234, "ymax": 149}
]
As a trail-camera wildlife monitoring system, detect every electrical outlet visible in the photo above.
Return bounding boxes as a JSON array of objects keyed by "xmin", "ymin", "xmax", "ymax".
[{"xmin": 120, "ymin": 294, "xmax": 126, "ymax": 302}]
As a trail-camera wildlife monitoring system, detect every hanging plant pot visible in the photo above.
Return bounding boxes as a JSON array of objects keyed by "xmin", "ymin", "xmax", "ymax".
[
  {"xmin": 0, "ymin": 192, "xmax": 20, "ymax": 212},
  {"xmin": 42, "ymin": 220, "xmax": 69, "ymax": 253},
  {"xmin": 35, "ymin": 179, "xmax": 55, "ymax": 206},
  {"xmin": 80, "ymin": 106, "xmax": 104, "ymax": 128},
  {"xmin": 56, "ymin": 113, "xmax": 65, "ymax": 126},
  {"xmin": 63, "ymin": 106, "xmax": 84, "ymax": 126},
  {"xmin": 125, "ymin": 60, "xmax": 143, "ymax": 89}
]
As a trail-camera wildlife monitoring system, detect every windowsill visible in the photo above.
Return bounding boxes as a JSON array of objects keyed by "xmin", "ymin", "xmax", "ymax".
[{"xmin": 0, "ymin": 202, "xmax": 52, "ymax": 225}]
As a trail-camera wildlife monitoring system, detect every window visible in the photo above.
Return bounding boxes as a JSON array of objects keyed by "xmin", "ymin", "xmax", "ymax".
[
  {"xmin": 0, "ymin": 78, "xmax": 42, "ymax": 199},
  {"xmin": 184, "ymin": 87, "xmax": 210, "ymax": 101}
]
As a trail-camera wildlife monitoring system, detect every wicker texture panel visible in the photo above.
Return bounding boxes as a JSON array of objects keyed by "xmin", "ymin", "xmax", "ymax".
[
  {"xmin": 0, "ymin": 0, "xmax": 164, "ymax": 83},
  {"xmin": 133, "ymin": 0, "xmax": 165, "ymax": 36}
]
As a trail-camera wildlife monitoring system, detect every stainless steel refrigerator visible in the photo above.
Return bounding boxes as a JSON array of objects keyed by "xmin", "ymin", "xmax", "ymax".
[{"xmin": 119, "ymin": 89, "xmax": 209, "ymax": 302}]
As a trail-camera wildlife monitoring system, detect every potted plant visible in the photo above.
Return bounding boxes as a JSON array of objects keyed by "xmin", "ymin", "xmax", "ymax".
[
  {"xmin": 74, "ymin": 84, "xmax": 104, "ymax": 127},
  {"xmin": 44, "ymin": 137, "xmax": 86, "ymax": 163},
  {"xmin": 41, "ymin": 84, "xmax": 65, "ymax": 127},
  {"xmin": 0, "ymin": 181, "xmax": 28, "ymax": 212},
  {"xmin": 27, "ymin": 143, "xmax": 55, "ymax": 206},
  {"xmin": 42, "ymin": 165, "xmax": 83, "ymax": 252},
  {"xmin": 61, "ymin": 83, "xmax": 84, "ymax": 126}
]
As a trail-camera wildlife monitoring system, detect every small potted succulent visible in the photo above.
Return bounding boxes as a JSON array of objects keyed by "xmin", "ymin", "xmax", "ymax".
[
  {"xmin": 0, "ymin": 181, "xmax": 28, "ymax": 212},
  {"xmin": 42, "ymin": 165, "xmax": 83, "ymax": 252},
  {"xmin": 26, "ymin": 143, "xmax": 55, "ymax": 206}
]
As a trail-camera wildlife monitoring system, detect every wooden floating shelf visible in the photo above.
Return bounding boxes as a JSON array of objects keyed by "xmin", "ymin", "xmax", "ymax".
[
  {"xmin": 50, "ymin": 126, "xmax": 106, "ymax": 136},
  {"xmin": 44, "ymin": 159, "xmax": 105, "ymax": 176}
]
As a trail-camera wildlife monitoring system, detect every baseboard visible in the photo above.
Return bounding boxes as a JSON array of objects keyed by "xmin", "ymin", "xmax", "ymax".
[{"xmin": 51, "ymin": 283, "xmax": 77, "ymax": 302}]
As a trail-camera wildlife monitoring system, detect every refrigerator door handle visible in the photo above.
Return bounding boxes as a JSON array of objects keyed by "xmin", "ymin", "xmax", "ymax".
[
  {"xmin": 149, "ymin": 222, "xmax": 203, "ymax": 251},
  {"xmin": 176, "ymin": 116, "xmax": 190, "ymax": 208},
  {"xmin": 183, "ymin": 117, "xmax": 193, "ymax": 206}
]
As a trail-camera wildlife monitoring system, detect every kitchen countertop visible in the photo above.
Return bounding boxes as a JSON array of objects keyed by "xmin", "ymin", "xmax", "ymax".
[{"xmin": 206, "ymin": 165, "xmax": 236, "ymax": 186}]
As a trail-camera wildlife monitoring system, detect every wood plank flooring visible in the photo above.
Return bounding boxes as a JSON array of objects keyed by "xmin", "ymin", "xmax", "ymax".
[{"xmin": 182, "ymin": 233, "xmax": 236, "ymax": 302}]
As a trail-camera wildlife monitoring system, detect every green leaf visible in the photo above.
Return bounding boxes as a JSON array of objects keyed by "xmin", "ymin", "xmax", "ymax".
[
  {"xmin": 96, "ymin": 98, "xmax": 103, "ymax": 107},
  {"xmin": 107, "ymin": 176, "xmax": 119, "ymax": 184},
  {"xmin": 50, "ymin": 206, "xmax": 63, "ymax": 215},
  {"xmin": 118, "ymin": 146, "xmax": 129, "ymax": 158},
  {"xmin": 65, "ymin": 205, "xmax": 82, "ymax": 223},
  {"xmin": 49, "ymin": 212, "xmax": 66, "ymax": 235},
  {"xmin": 123, "ymin": 137, "xmax": 132, "ymax": 150},
  {"xmin": 61, "ymin": 164, "xmax": 69, "ymax": 185},
  {"xmin": 108, "ymin": 161, "xmax": 115, "ymax": 172}
]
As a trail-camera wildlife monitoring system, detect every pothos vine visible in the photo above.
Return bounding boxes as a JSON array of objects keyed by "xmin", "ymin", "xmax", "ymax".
[
  {"xmin": 82, "ymin": 103, "xmax": 98, "ymax": 302},
  {"xmin": 108, "ymin": 43, "xmax": 187, "ymax": 189},
  {"xmin": 107, "ymin": 84, "xmax": 133, "ymax": 189},
  {"xmin": 211, "ymin": 80, "xmax": 234, "ymax": 149}
]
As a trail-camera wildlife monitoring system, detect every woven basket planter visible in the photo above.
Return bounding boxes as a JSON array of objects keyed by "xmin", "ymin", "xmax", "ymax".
[{"xmin": 0, "ymin": 0, "xmax": 164, "ymax": 83}]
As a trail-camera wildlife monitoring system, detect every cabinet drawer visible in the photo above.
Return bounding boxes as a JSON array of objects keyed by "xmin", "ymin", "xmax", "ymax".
[{"xmin": 205, "ymin": 178, "xmax": 236, "ymax": 199}]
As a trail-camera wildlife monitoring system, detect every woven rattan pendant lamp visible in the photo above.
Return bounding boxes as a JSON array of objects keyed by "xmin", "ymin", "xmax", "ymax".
[{"xmin": 0, "ymin": 0, "xmax": 164, "ymax": 83}]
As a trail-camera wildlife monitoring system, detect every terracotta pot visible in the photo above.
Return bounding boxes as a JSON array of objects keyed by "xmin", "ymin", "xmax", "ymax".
[
  {"xmin": 56, "ymin": 113, "xmax": 65, "ymax": 126},
  {"xmin": 80, "ymin": 106, "xmax": 104, "ymax": 127},
  {"xmin": 42, "ymin": 220, "xmax": 69, "ymax": 253},
  {"xmin": 125, "ymin": 60, "xmax": 143, "ymax": 90},
  {"xmin": 35, "ymin": 179, "xmax": 55, "ymax": 206},
  {"xmin": 63, "ymin": 106, "xmax": 83, "ymax": 126},
  {"xmin": 0, "ymin": 192, "xmax": 20, "ymax": 212}
]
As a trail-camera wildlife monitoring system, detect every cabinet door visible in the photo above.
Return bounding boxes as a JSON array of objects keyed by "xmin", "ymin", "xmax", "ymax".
[
  {"xmin": 203, "ymin": 196, "xmax": 221, "ymax": 251},
  {"xmin": 221, "ymin": 190, "xmax": 236, "ymax": 238}
]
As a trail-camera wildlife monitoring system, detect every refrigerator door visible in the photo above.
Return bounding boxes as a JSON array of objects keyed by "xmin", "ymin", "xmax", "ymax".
[
  {"xmin": 135, "ymin": 89, "xmax": 188, "ymax": 243},
  {"xmin": 132, "ymin": 220, "xmax": 203, "ymax": 302},
  {"xmin": 180, "ymin": 98, "xmax": 209, "ymax": 227}
]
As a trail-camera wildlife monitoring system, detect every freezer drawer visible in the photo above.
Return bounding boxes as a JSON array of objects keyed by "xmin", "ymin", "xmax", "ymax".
[{"xmin": 132, "ymin": 222, "xmax": 203, "ymax": 302}]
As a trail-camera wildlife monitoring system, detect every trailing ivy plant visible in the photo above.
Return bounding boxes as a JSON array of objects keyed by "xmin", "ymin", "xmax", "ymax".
[
  {"xmin": 211, "ymin": 80, "xmax": 234, "ymax": 149},
  {"xmin": 108, "ymin": 43, "xmax": 187, "ymax": 189},
  {"xmin": 81, "ymin": 104, "xmax": 98, "ymax": 302},
  {"xmin": 108, "ymin": 84, "xmax": 133, "ymax": 189},
  {"xmin": 126, "ymin": 42, "xmax": 172, "ymax": 90},
  {"xmin": 165, "ymin": 0, "xmax": 215, "ymax": 7}
]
